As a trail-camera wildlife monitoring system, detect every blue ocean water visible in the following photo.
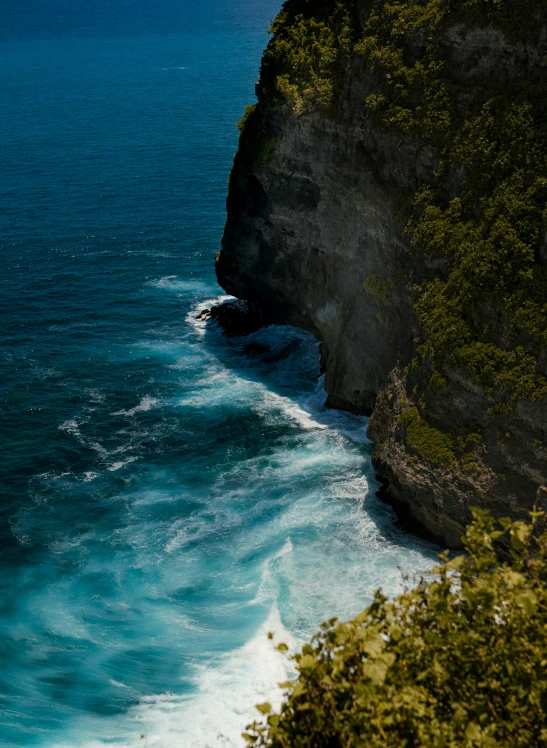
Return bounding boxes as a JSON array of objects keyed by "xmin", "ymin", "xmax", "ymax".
[{"xmin": 0, "ymin": 2, "xmax": 437, "ymax": 745}]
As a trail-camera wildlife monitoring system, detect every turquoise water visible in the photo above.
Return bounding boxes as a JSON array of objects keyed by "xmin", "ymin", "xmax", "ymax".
[{"xmin": 0, "ymin": 2, "xmax": 437, "ymax": 745}]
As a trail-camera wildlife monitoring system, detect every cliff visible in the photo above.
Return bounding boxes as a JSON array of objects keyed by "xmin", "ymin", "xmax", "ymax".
[{"xmin": 216, "ymin": 0, "xmax": 547, "ymax": 548}]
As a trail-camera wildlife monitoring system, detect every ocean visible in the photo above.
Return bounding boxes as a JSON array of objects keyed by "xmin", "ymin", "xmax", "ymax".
[{"xmin": 0, "ymin": 1, "xmax": 437, "ymax": 745}]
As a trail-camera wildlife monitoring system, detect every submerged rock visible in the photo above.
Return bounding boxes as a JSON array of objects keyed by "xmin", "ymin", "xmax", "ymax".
[{"xmin": 206, "ymin": 299, "xmax": 264, "ymax": 337}]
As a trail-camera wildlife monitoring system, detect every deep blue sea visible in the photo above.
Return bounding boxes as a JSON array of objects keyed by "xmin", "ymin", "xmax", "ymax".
[{"xmin": 0, "ymin": 2, "xmax": 437, "ymax": 745}]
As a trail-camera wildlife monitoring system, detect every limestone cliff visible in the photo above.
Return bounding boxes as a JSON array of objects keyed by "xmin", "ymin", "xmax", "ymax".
[{"xmin": 216, "ymin": 0, "xmax": 547, "ymax": 547}]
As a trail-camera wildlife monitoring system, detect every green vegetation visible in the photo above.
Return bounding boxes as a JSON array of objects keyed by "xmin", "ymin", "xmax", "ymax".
[
  {"xmin": 399, "ymin": 407, "xmax": 455, "ymax": 468},
  {"xmin": 245, "ymin": 507, "xmax": 547, "ymax": 747},
  {"xmin": 363, "ymin": 272, "xmax": 395, "ymax": 306},
  {"xmin": 238, "ymin": 104, "xmax": 258, "ymax": 134},
  {"xmin": 237, "ymin": 103, "xmax": 278, "ymax": 168},
  {"xmin": 397, "ymin": 404, "xmax": 485, "ymax": 470},
  {"xmin": 251, "ymin": 0, "xmax": 547, "ymax": 413},
  {"xmin": 259, "ymin": 2, "xmax": 358, "ymax": 114}
]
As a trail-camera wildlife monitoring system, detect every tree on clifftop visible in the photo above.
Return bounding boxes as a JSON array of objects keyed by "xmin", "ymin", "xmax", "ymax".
[{"xmin": 245, "ymin": 505, "xmax": 547, "ymax": 747}]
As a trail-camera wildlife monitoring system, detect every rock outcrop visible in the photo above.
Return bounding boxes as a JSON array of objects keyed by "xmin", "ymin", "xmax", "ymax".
[{"xmin": 216, "ymin": 0, "xmax": 547, "ymax": 547}]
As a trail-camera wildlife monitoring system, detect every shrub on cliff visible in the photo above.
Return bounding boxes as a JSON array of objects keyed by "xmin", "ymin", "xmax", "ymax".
[{"xmin": 244, "ymin": 508, "xmax": 547, "ymax": 747}]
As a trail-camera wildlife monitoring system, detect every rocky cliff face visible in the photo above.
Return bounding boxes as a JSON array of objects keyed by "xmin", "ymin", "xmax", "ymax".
[{"xmin": 217, "ymin": 0, "xmax": 547, "ymax": 548}]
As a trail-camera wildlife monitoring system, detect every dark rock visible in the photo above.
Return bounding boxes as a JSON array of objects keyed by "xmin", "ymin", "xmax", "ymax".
[{"xmin": 208, "ymin": 299, "xmax": 264, "ymax": 337}]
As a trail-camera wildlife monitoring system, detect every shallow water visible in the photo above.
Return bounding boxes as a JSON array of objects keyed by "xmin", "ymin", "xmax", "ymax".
[{"xmin": 1, "ymin": 1, "xmax": 438, "ymax": 745}]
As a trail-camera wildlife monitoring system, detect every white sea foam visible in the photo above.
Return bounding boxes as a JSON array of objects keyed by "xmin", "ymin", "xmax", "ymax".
[
  {"xmin": 58, "ymin": 418, "xmax": 86, "ymax": 443},
  {"xmin": 60, "ymin": 414, "xmax": 140, "ymax": 473},
  {"xmin": 112, "ymin": 395, "xmax": 158, "ymax": 417},
  {"xmin": 250, "ymin": 537, "xmax": 294, "ymax": 606},
  {"xmin": 90, "ymin": 441, "xmax": 110, "ymax": 458},
  {"xmin": 59, "ymin": 420, "xmax": 114, "ymax": 462},
  {"xmin": 294, "ymin": 376, "xmax": 371, "ymax": 444},
  {"xmin": 178, "ymin": 366, "xmax": 256, "ymax": 409},
  {"xmin": 108, "ymin": 456, "xmax": 138, "ymax": 472},
  {"xmin": 31, "ymin": 364, "xmax": 62, "ymax": 379},
  {"xmin": 148, "ymin": 275, "xmax": 211, "ymax": 293},
  {"xmin": 45, "ymin": 293, "xmax": 434, "ymax": 748},
  {"xmin": 163, "ymin": 514, "xmax": 227, "ymax": 554},
  {"xmin": 185, "ymin": 294, "xmax": 234, "ymax": 339},
  {"xmin": 108, "ymin": 678, "xmax": 137, "ymax": 693},
  {"xmin": 258, "ymin": 389, "xmax": 328, "ymax": 431},
  {"xmin": 60, "ymin": 605, "xmax": 294, "ymax": 748},
  {"xmin": 88, "ymin": 389, "xmax": 106, "ymax": 404}
]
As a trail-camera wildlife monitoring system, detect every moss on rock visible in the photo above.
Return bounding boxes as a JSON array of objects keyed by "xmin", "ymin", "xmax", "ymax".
[{"xmin": 399, "ymin": 406, "xmax": 456, "ymax": 468}]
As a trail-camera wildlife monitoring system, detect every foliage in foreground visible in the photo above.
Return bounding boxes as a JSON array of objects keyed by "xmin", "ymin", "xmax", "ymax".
[{"xmin": 245, "ymin": 508, "xmax": 547, "ymax": 747}]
